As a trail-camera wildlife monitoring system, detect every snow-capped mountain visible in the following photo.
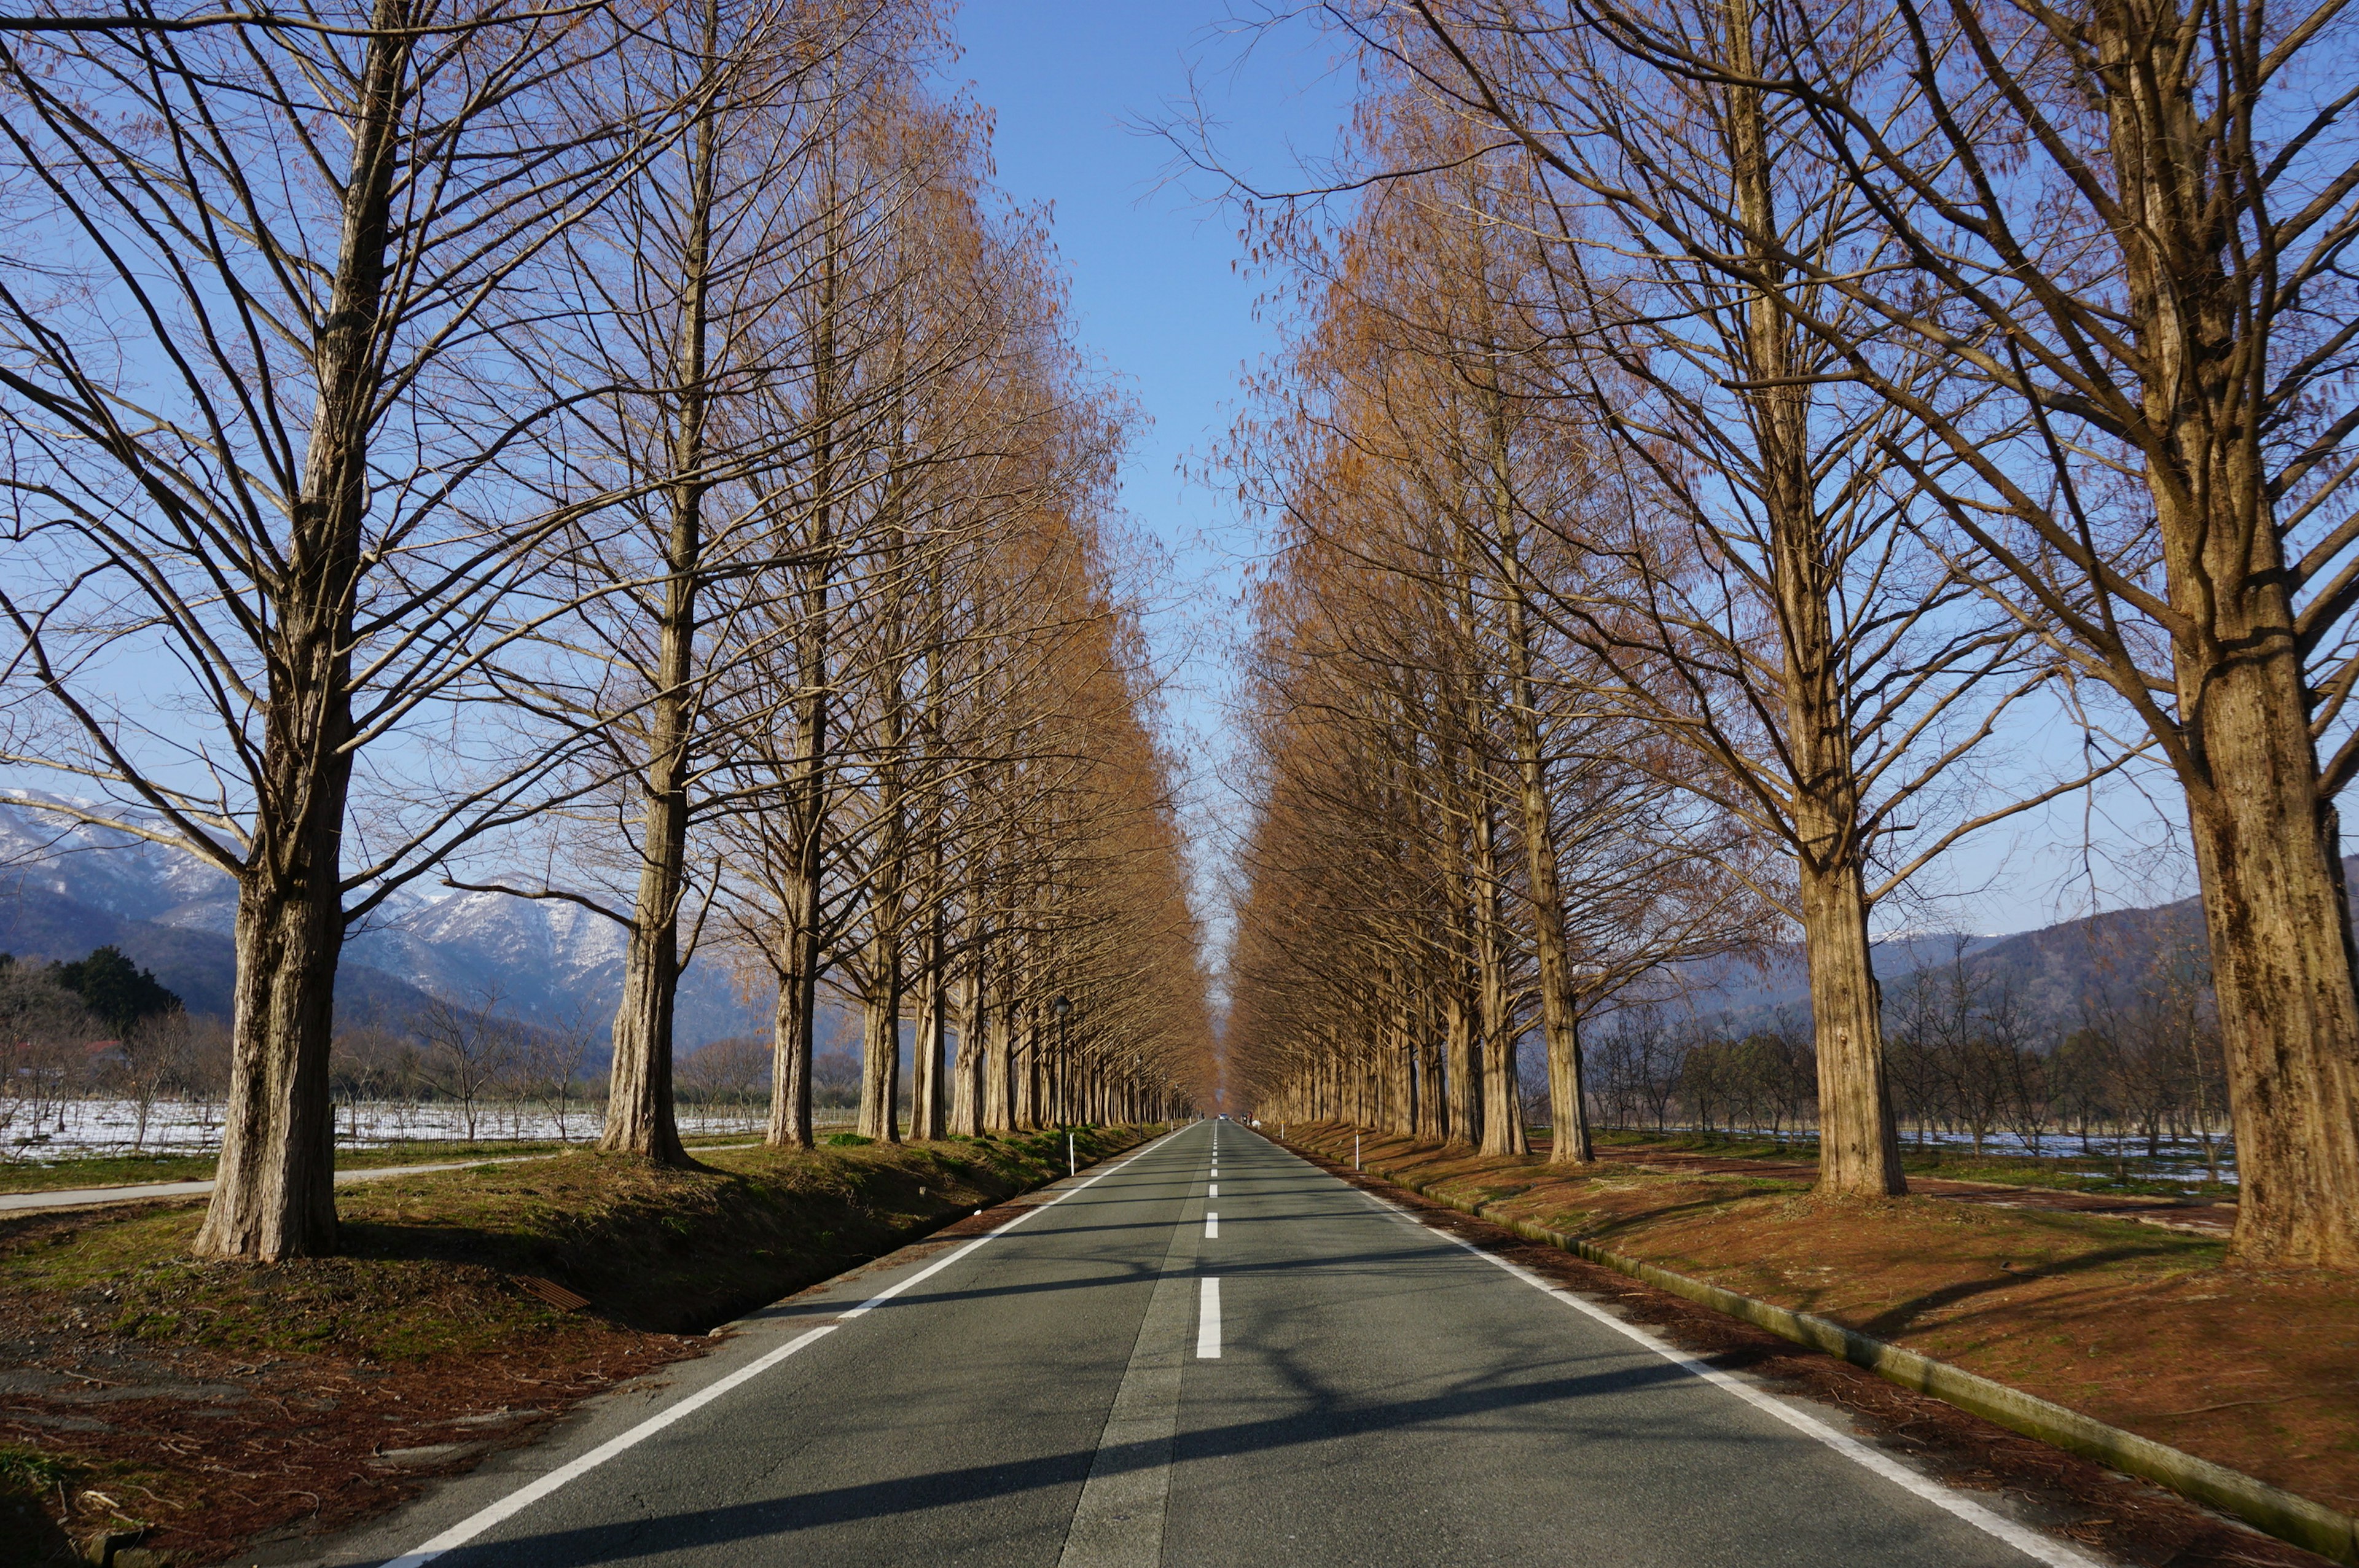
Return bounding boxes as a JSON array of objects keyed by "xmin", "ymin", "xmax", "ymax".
[{"xmin": 0, "ymin": 792, "xmax": 767, "ymax": 1050}]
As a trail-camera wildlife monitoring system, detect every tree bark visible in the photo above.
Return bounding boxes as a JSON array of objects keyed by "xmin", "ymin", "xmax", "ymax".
[
  {"xmin": 765, "ymin": 954, "xmax": 815, "ymax": 1150},
  {"xmin": 1726, "ymin": 0, "xmax": 1902, "ymax": 1195},
  {"xmin": 1471, "ymin": 796, "xmax": 1528, "ymax": 1155},
  {"xmin": 2177, "ymin": 575, "xmax": 2359, "ymax": 1263},
  {"xmin": 194, "ymin": 0, "xmax": 410, "ymax": 1259},
  {"xmin": 1497, "ymin": 500, "xmax": 1590, "ymax": 1164},
  {"xmin": 601, "ymin": 32, "xmax": 719, "ymax": 1168},
  {"xmin": 857, "ymin": 937, "xmax": 901, "ymax": 1142}
]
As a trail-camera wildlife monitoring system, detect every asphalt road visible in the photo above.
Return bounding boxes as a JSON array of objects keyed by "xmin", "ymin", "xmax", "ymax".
[{"xmin": 305, "ymin": 1120, "xmax": 2102, "ymax": 1568}]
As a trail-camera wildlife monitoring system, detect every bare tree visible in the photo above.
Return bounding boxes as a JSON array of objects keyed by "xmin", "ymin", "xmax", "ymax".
[
  {"xmin": 412, "ymin": 991, "xmax": 519, "ymax": 1143},
  {"xmin": 1364, "ymin": 0, "xmax": 2359, "ymax": 1260},
  {"xmin": 0, "ymin": 0, "xmax": 690, "ymax": 1257}
]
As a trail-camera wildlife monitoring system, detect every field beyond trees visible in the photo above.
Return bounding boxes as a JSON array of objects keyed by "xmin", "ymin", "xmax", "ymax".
[{"xmin": 0, "ymin": 1127, "xmax": 1150, "ymax": 1567}]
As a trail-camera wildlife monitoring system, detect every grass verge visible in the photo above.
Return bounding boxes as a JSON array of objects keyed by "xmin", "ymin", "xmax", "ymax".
[
  {"xmin": 0, "ymin": 1131, "xmax": 771, "ymax": 1196},
  {"xmin": 1294, "ymin": 1122, "xmax": 2357, "ymax": 1522},
  {"xmin": 0, "ymin": 1123, "xmax": 1152, "ymax": 1566}
]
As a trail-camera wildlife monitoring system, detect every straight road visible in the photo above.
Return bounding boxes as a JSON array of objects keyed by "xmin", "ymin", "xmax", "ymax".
[{"xmin": 307, "ymin": 1121, "xmax": 2099, "ymax": 1568}]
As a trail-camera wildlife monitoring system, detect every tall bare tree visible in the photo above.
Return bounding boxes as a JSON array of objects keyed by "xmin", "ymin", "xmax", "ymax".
[{"xmin": 0, "ymin": 0, "xmax": 678, "ymax": 1256}]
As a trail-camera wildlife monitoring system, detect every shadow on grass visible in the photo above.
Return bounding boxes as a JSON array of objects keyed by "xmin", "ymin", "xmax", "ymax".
[
  {"xmin": 328, "ymin": 1134, "xmax": 1151, "ymax": 1335},
  {"xmin": 1856, "ymin": 1242, "xmax": 2189, "ymax": 1340}
]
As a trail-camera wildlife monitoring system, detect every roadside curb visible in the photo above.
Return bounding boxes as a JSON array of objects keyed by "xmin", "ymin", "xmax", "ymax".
[{"xmin": 1312, "ymin": 1140, "xmax": 2358, "ymax": 1567}]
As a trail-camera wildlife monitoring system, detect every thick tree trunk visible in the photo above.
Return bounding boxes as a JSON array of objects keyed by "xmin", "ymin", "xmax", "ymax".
[
  {"xmin": 766, "ymin": 969, "xmax": 814, "ymax": 1150},
  {"xmin": 197, "ymin": 860, "xmax": 346, "ymax": 1259},
  {"xmin": 1800, "ymin": 845, "xmax": 1903, "ymax": 1193},
  {"xmin": 2083, "ymin": 4, "xmax": 2359, "ymax": 1265},
  {"xmin": 2180, "ymin": 638, "xmax": 2359, "ymax": 1264},
  {"xmin": 601, "ymin": 66, "xmax": 718, "ymax": 1169},
  {"xmin": 949, "ymin": 940, "xmax": 985, "ymax": 1136},
  {"xmin": 910, "ymin": 936, "xmax": 945, "ymax": 1141},
  {"xmin": 1471, "ymin": 800, "xmax": 1528, "ymax": 1155},
  {"xmin": 857, "ymin": 938, "xmax": 901, "ymax": 1142},
  {"xmin": 193, "ymin": 2, "xmax": 408, "ymax": 1260},
  {"xmin": 764, "ymin": 875, "xmax": 818, "ymax": 1149},
  {"xmin": 605, "ymin": 892, "xmax": 689, "ymax": 1163}
]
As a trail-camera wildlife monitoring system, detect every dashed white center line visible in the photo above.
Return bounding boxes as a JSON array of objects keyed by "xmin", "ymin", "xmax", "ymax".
[
  {"xmin": 1204, "ymin": 1212, "xmax": 1219, "ymax": 1239},
  {"xmin": 1196, "ymin": 1277, "xmax": 1221, "ymax": 1359},
  {"xmin": 1208, "ymin": 1183, "xmax": 1218, "ymax": 1198}
]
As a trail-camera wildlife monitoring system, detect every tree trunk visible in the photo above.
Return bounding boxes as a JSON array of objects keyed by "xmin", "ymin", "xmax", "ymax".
[
  {"xmin": 1799, "ymin": 848, "xmax": 1902, "ymax": 1193},
  {"xmin": 1471, "ymin": 799, "xmax": 1527, "ymax": 1156},
  {"xmin": 949, "ymin": 932, "xmax": 985, "ymax": 1136},
  {"xmin": 910, "ymin": 932, "xmax": 945, "ymax": 1141},
  {"xmin": 2077, "ymin": 2, "xmax": 2359, "ymax": 1265},
  {"xmin": 2178, "ymin": 655, "xmax": 2359, "ymax": 1263},
  {"xmin": 1724, "ymin": 0, "xmax": 1902, "ymax": 1195},
  {"xmin": 197, "ymin": 862, "xmax": 346, "ymax": 1259},
  {"xmin": 857, "ymin": 937, "xmax": 901, "ymax": 1143},
  {"xmin": 600, "ymin": 55, "xmax": 718, "ymax": 1169},
  {"xmin": 985, "ymin": 983, "xmax": 1015, "ymax": 1131},
  {"xmin": 766, "ymin": 164, "xmax": 838, "ymax": 1153},
  {"xmin": 764, "ymin": 902, "xmax": 817, "ymax": 1149},
  {"xmin": 194, "ymin": 0, "xmax": 409, "ymax": 1260},
  {"xmin": 1503, "ymin": 571, "xmax": 1590, "ymax": 1164}
]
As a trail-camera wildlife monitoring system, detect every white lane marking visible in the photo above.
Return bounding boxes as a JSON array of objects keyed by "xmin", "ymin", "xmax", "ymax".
[
  {"xmin": 383, "ymin": 1126, "xmax": 1193, "ymax": 1568},
  {"xmin": 1204, "ymin": 1212, "xmax": 1219, "ymax": 1239},
  {"xmin": 1196, "ymin": 1276, "xmax": 1221, "ymax": 1359},
  {"xmin": 1057, "ymin": 1184, "xmax": 1201, "ymax": 1567},
  {"xmin": 1208, "ymin": 1183, "xmax": 1218, "ymax": 1198},
  {"xmin": 380, "ymin": 1321, "xmax": 840, "ymax": 1568},
  {"xmin": 1334, "ymin": 1177, "xmax": 2097, "ymax": 1568}
]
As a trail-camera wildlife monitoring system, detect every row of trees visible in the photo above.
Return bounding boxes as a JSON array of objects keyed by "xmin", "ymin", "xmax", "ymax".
[
  {"xmin": 1223, "ymin": 0, "xmax": 2359, "ymax": 1265},
  {"xmin": 0, "ymin": 0, "xmax": 1207, "ymax": 1258},
  {"xmin": 2, "ymin": 1002, "xmax": 843, "ymax": 1158},
  {"xmin": 1591, "ymin": 956, "xmax": 2232, "ymax": 1176}
]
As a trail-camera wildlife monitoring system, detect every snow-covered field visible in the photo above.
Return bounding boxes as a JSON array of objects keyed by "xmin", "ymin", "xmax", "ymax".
[
  {"xmin": 0, "ymin": 1096, "xmax": 858, "ymax": 1158},
  {"xmin": 1595, "ymin": 1121, "xmax": 2240, "ymax": 1185}
]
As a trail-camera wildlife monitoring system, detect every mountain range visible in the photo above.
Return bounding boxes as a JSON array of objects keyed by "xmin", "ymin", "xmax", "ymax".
[
  {"xmin": 0, "ymin": 792, "xmax": 772, "ymax": 1051},
  {"xmin": 0, "ymin": 790, "xmax": 2314, "ymax": 1050},
  {"xmin": 1654, "ymin": 870, "xmax": 2302, "ymax": 1036}
]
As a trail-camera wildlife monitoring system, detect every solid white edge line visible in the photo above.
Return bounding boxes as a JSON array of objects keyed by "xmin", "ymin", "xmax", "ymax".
[
  {"xmin": 1336, "ymin": 1175, "xmax": 2098, "ymax": 1568},
  {"xmin": 381, "ymin": 1124, "xmax": 1195, "ymax": 1567},
  {"xmin": 1195, "ymin": 1276, "xmax": 1221, "ymax": 1359}
]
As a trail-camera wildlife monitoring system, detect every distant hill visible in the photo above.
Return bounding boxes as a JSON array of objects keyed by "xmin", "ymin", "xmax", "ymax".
[
  {"xmin": 0, "ymin": 792, "xmax": 776, "ymax": 1052},
  {"xmin": 1648, "ymin": 869, "xmax": 2355, "ymax": 1037}
]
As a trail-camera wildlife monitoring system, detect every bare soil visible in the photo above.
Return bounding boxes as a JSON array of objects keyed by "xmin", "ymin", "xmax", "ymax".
[
  {"xmin": 1289, "ymin": 1124, "xmax": 2357, "ymax": 1564},
  {"xmin": 0, "ymin": 1126, "xmax": 1144, "ymax": 1566}
]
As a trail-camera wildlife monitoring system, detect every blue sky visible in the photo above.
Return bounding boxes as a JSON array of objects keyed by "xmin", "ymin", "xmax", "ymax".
[
  {"xmin": 950, "ymin": 4, "xmax": 1356, "ymax": 908},
  {"xmin": 945, "ymin": 4, "xmax": 2193, "ymax": 940}
]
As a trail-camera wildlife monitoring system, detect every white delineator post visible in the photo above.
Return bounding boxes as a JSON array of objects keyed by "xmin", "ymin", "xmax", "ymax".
[{"xmin": 1068, "ymin": 1132, "xmax": 1076, "ymax": 1177}]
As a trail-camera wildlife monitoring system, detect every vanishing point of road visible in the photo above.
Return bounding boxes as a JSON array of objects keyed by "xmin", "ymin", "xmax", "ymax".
[{"xmin": 297, "ymin": 1120, "xmax": 2101, "ymax": 1568}]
